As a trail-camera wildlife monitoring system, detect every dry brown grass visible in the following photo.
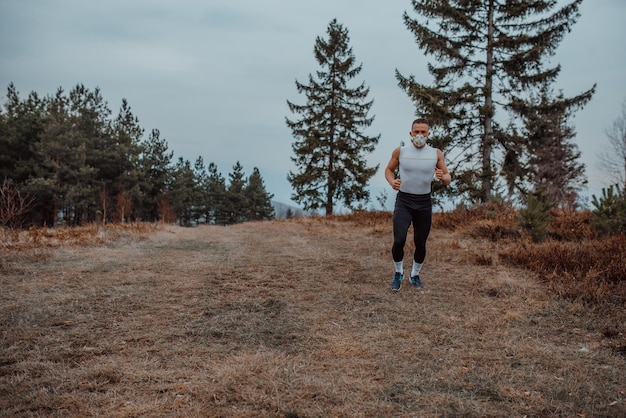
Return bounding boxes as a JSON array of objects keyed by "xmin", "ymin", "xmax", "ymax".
[{"xmin": 1, "ymin": 214, "xmax": 625, "ymax": 417}]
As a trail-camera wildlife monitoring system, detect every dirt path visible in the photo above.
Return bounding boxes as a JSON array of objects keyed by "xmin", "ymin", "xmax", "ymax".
[{"xmin": 1, "ymin": 219, "xmax": 624, "ymax": 417}]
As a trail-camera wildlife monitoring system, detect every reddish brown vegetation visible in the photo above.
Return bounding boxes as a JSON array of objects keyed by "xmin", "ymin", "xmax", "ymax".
[
  {"xmin": 430, "ymin": 204, "xmax": 625, "ymax": 306},
  {"xmin": 1, "ymin": 223, "xmax": 158, "ymax": 250},
  {"xmin": 500, "ymin": 235, "xmax": 626, "ymax": 304}
]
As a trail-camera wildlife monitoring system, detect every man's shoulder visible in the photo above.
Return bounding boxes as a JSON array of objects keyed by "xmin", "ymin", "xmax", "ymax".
[{"xmin": 427, "ymin": 145, "xmax": 441, "ymax": 155}]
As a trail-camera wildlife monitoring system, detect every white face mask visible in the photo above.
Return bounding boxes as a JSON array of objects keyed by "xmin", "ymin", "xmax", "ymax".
[{"xmin": 411, "ymin": 134, "xmax": 426, "ymax": 148}]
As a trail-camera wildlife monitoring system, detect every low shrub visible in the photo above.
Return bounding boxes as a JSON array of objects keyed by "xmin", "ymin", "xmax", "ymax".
[
  {"xmin": 499, "ymin": 233, "xmax": 626, "ymax": 305},
  {"xmin": 547, "ymin": 209, "xmax": 594, "ymax": 241},
  {"xmin": 591, "ymin": 184, "xmax": 626, "ymax": 236},
  {"xmin": 518, "ymin": 193, "xmax": 551, "ymax": 242},
  {"xmin": 462, "ymin": 219, "xmax": 521, "ymax": 242},
  {"xmin": 433, "ymin": 202, "xmax": 517, "ymax": 230}
]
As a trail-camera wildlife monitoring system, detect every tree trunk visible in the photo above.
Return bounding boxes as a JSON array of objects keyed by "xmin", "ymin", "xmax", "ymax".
[{"xmin": 482, "ymin": 0, "xmax": 496, "ymax": 202}]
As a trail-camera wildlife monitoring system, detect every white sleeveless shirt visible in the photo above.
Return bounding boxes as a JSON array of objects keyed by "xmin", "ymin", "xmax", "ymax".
[{"xmin": 398, "ymin": 144, "xmax": 438, "ymax": 195}]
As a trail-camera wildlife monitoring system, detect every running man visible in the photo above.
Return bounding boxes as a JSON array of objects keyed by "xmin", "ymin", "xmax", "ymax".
[{"xmin": 384, "ymin": 118, "xmax": 451, "ymax": 291}]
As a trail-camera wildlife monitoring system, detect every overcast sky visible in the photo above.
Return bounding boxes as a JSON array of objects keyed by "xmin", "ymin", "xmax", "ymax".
[{"xmin": 1, "ymin": 0, "xmax": 625, "ymax": 210}]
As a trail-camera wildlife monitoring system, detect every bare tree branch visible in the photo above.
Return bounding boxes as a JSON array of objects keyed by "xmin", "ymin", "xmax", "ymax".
[
  {"xmin": 598, "ymin": 98, "xmax": 626, "ymax": 188},
  {"xmin": 0, "ymin": 180, "xmax": 34, "ymax": 231}
]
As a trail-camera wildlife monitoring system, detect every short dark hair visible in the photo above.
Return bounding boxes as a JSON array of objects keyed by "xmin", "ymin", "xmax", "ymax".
[{"xmin": 412, "ymin": 118, "xmax": 429, "ymax": 126}]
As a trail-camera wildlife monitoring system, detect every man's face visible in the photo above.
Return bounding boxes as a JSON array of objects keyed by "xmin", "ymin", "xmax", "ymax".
[{"xmin": 410, "ymin": 123, "xmax": 429, "ymax": 138}]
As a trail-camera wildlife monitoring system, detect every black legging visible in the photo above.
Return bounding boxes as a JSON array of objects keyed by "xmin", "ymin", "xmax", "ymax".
[{"xmin": 392, "ymin": 191, "xmax": 432, "ymax": 263}]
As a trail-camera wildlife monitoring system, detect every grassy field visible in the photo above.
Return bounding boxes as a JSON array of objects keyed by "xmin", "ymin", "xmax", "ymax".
[{"xmin": 1, "ymin": 213, "xmax": 625, "ymax": 417}]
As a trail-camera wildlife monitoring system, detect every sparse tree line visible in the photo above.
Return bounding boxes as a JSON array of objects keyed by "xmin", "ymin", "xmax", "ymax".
[{"xmin": 0, "ymin": 83, "xmax": 275, "ymax": 228}]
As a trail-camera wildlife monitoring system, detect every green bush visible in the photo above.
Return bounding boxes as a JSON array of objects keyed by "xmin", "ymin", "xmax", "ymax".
[
  {"xmin": 518, "ymin": 193, "xmax": 552, "ymax": 242},
  {"xmin": 590, "ymin": 185, "xmax": 626, "ymax": 236}
]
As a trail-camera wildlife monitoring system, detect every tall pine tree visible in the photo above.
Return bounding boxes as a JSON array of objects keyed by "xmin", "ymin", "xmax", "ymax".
[
  {"xmin": 245, "ymin": 167, "xmax": 275, "ymax": 221},
  {"xmin": 1, "ymin": 84, "xmax": 49, "ymax": 224},
  {"xmin": 224, "ymin": 161, "xmax": 248, "ymax": 225},
  {"xmin": 193, "ymin": 156, "xmax": 211, "ymax": 224},
  {"xmin": 205, "ymin": 162, "xmax": 227, "ymax": 225},
  {"xmin": 137, "ymin": 129, "xmax": 173, "ymax": 222},
  {"xmin": 286, "ymin": 19, "xmax": 379, "ymax": 215},
  {"xmin": 509, "ymin": 84, "xmax": 591, "ymax": 208},
  {"xmin": 397, "ymin": 0, "xmax": 595, "ymax": 203},
  {"xmin": 0, "ymin": 84, "xmax": 45, "ymax": 185},
  {"xmin": 108, "ymin": 99, "xmax": 144, "ymax": 222},
  {"xmin": 169, "ymin": 157, "xmax": 196, "ymax": 226}
]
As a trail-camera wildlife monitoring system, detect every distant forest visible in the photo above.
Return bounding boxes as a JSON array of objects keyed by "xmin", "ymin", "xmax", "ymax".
[{"xmin": 0, "ymin": 83, "xmax": 276, "ymax": 228}]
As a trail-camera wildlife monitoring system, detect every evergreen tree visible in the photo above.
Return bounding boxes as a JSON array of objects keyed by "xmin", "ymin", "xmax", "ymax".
[
  {"xmin": 224, "ymin": 161, "xmax": 248, "ymax": 224},
  {"xmin": 0, "ymin": 84, "xmax": 46, "ymax": 185},
  {"xmin": 286, "ymin": 19, "xmax": 379, "ymax": 215},
  {"xmin": 107, "ymin": 99, "xmax": 144, "ymax": 222},
  {"xmin": 518, "ymin": 191, "xmax": 552, "ymax": 242},
  {"xmin": 137, "ymin": 129, "xmax": 173, "ymax": 222},
  {"xmin": 169, "ymin": 157, "xmax": 196, "ymax": 226},
  {"xmin": 67, "ymin": 84, "xmax": 111, "ymax": 224},
  {"xmin": 205, "ymin": 162, "xmax": 227, "ymax": 225},
  {"xmin": 509, "ymin": 84, "xmax": 591, "ymax": 207},
  {"xmin": 193, "ymin": 156, "xmax": 210, "ymax": 224},
  {"xmin": 0, "ymin": 84, "xmax": 48, "ymax": 225},
  {"xmin": 245, "ymin": 167, "xmax": 275, "ymax": 221},
  {"xmin": 27, "ymin": 88, "xmax": 69, "ymax": 226},
  {"xmin": 590, "ymin": 184, "xmax": 626, "ymax": 236},
  {"xmin": 397, "ymin": 0, "xmax": 595, "ymax": 203}
]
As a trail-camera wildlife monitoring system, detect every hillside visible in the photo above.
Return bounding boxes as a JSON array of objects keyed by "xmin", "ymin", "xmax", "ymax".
[
  {"xmin": 0, "ymin": 215, "xmax": 625, "ymax": 417},
  {"xmin": 271, "ymin": 200, "xmax": 305, "ymax": 219}
]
